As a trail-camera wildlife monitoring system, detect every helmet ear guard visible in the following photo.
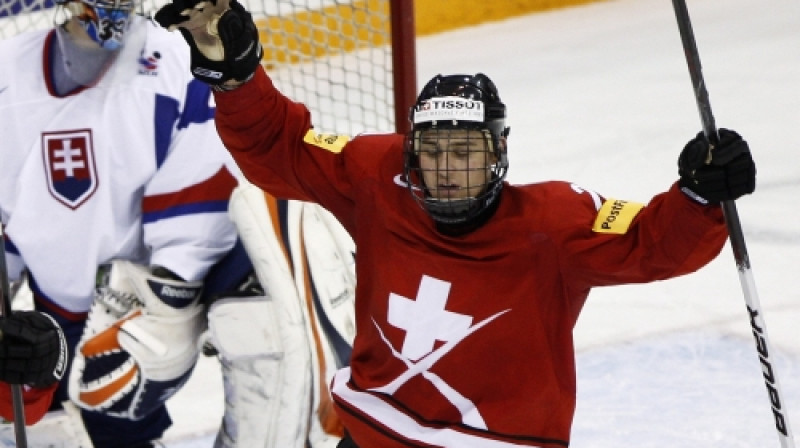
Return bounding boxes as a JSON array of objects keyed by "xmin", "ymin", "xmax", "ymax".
[{"xmin": 403, "ymin": 73, "xmax": 510, "ymax": 227}]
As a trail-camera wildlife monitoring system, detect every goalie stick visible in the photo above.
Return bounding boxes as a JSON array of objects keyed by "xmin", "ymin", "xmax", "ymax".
[
  {"xmin": 0, "ymin": 226, "xmax": 28, "ymax": 448},
  {"xmin": 671, "ymin": 2, "xmax": 796, "ymax": 447}
]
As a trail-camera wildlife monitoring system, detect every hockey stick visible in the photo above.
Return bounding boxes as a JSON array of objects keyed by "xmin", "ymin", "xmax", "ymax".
[
  {"xmin": 671, "ymin": 1, "xmax": 796, "ymax": 447},
  {"xmin": 0, "ymin": 227, "xmax": 28, "ymax": 447}
]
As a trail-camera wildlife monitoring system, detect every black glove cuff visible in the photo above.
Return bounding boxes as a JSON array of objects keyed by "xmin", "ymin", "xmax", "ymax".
[{"xmin": 678, "ymin": 182, "xmax": 711, "ymax": 205}]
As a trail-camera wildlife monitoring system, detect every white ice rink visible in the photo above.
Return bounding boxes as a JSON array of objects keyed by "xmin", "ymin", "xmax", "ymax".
[{"xmin": 162, "ymin": 0, "xmax": 800, "ymax": 446}]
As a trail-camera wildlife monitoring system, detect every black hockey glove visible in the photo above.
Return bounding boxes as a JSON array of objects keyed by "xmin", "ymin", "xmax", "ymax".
[
  {"xmin": 154, "ymin": 0, "xmax": 262, "ymax": 86},
  {"xmin": 0, "ymin": 311, "xmax": 67, "ymax": 387},
  {"xmin": 678, "ymin": 128, "xmax": 756, "ymax": 205}
]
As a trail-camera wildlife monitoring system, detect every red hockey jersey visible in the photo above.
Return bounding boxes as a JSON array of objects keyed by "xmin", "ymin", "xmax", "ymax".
[{"xmin": 214, "ymin": 69, "xmax": 728, "ymax": 448}]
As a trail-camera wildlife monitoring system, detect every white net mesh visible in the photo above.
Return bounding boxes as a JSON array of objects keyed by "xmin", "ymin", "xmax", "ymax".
[{"xmin": 0, "ymin": 0, "xmax": 396, "ymax": 135}]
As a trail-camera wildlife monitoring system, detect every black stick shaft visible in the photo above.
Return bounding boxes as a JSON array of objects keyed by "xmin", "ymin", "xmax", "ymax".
[
  {"xmin": 0, "ymin": 227, "xmax": 28, "ymax": 447},
  {"xmin": 672, "ymin": 0, "xmax": 717, "ymax": 143},
  {"xmin": 671, "ymin": 1, "xmax": 796, "ymax": 446}
]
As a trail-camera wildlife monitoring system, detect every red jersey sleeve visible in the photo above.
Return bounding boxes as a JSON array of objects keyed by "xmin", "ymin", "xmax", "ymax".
[
  {"xmin": 214, "ymin": 69, "xmax": 311, "ymax": 199},
  {"xmin": 0, "ymin": 382, "xmax": 57, "ymax": 425},
  {"xmin": 560, "ymin": 182, "xmax": 728, "ymax": 289},
  {"xmin": 213, "ymin": 68, "xmax": 401, "ymax": 233}
]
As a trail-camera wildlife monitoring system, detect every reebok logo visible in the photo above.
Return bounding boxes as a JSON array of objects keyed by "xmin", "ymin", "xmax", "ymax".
[
  {"xmin": 160, "ymin": 285, "xmax": 198, "ymax": 300},
  {"xmin": 148, "ymin": 279, "xmax": 200, "ymax": 308}
]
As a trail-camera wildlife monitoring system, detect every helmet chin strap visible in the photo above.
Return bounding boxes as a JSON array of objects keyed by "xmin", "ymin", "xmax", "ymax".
[{"xmin": 433, "ymin": 189, "xmax": 503, "ymax": 237}]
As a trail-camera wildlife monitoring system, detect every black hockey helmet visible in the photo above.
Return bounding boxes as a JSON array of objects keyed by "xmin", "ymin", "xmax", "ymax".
[{"xmin": 404, "ymin": 73, "xmax": 510, "ymax": 227}]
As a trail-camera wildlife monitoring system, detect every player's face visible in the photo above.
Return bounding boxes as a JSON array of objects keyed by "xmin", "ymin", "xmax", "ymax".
[{"xmin": 416, "ymin": 129, "xmax": 497, "ymax": 201}]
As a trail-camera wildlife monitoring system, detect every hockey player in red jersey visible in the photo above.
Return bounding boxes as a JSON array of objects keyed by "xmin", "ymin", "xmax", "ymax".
[{"xmin": 155, "ymin": 1, "xmax": 757, "ymax": 446}]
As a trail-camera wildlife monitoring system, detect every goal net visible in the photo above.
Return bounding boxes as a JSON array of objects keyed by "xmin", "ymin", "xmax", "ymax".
[{"xmin": 0, "ymin": 0, "xmax": 416, "ymax": 135}]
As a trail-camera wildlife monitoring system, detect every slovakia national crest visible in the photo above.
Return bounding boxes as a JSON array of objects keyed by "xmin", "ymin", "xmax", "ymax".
[{"xmin": 42, "ymin": 129, "xmax": 98, "ymax": 210}]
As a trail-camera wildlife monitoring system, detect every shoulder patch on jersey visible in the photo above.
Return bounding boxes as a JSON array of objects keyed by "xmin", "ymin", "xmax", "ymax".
[
  {"xmin": 592, "ymin": 198, "xmax": 645, "ymax": 234},
  {"xmin": 303, "ymin": 130, "xmax": 350, "ymax": 153}
]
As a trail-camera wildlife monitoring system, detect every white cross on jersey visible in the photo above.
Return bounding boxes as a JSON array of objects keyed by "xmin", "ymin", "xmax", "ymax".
[
  {"xmin": 53, "ymin": 139, "xmax": 86, "ymax": 178},
  {"xmin": 375, "ymin": 276, "xmax": 509, "ymax": 429},
  {"xmin": 387, "ymin": 275, "xmax": 473, "ymax": 361}
]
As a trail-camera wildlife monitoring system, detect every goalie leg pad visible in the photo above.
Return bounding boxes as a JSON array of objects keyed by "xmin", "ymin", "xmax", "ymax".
[
  {"xmin": 225, "ymin": 183, "xmax": 356, "ymax": 448},
  {"xmin": 205, "ymin": 295, "xmax": 312, "ymax": 448},
  {"xmin": 69, "ymin": 260, "xmax": 205, "ymax": 421}
]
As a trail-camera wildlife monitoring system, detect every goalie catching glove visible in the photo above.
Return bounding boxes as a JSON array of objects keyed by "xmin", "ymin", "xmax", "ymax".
[
  {"xmin": 0, "ymin": 311, "xmax": 67, "ymax": 387},
  {"xmin": 678, "ymin": 128, "xmax": 756, "ymax": 205},
  {"xmin": 154, "ymin": 0, "xmax": 262, "ymax": 87},
  {"xmin": 68, "ymin": 260, "xmax": 205, "ymax": 420}
]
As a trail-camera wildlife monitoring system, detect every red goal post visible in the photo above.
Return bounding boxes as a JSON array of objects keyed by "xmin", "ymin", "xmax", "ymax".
[{"xmin": 0, "ymin": 0, "xmax": 417, "ymax": 134}]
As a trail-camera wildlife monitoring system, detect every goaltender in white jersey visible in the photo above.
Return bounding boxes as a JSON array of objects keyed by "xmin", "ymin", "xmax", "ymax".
[
  {"xmin": 0, "ymin": 16, "xmax": 238, "ymax": 307},
  {"xmin": 0, "ymin": 6, "xmax": 356, "ymax": 447},
  {"xmin": 0, "ymin": 10, "xmax": 240, "ymax": 447}
]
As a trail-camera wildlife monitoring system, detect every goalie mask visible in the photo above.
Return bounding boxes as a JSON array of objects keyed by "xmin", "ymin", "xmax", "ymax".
[
  {"xmin": 404, "ymin": 73, "xmax": 510, "ymax": 226},
  {"xmin": 57, "ymin": 0, "xmax": 137, "ymax": 50}
]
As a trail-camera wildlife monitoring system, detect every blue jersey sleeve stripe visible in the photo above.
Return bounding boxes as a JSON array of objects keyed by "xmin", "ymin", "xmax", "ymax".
[
  {"xmin": 177, "ymin": 80, "xmax": 215, "ymax": 130},
  {"xmin": 154, "ymin": 94, "xmax": 180, "ymax": 168}
]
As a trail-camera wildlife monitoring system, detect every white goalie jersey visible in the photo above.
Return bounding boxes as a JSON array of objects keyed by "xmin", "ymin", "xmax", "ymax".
[
  {"xmin": 207, "ymin": 181, "xmax": 357, "ymax": 448},
  {"xmin": 0, "ymin": 15, "xmax": 239, "ymax": 314}
]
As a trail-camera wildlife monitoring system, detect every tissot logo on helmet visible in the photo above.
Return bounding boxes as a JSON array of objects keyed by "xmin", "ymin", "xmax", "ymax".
[{"xmin": 413, "ymin": 96, "xmax": 485, "ymax": 124}]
